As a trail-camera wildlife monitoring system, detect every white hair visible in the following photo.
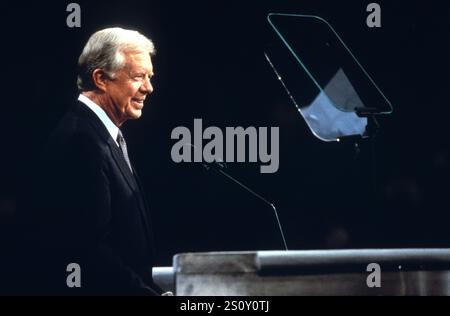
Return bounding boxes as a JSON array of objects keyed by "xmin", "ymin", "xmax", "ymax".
[{"xmin": 77, "ymin": 27, "xmax": 155, "ymax": 91}]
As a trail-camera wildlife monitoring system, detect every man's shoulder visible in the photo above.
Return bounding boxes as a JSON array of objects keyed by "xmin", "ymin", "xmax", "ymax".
[{"xmin": 45, "ymin": 103, "xmax": 113, "ymax": 157}]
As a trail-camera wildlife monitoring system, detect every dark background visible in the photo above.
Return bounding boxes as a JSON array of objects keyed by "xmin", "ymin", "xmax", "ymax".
[{"xmin": 0, "ymin": 0, "xmax": 449, "ymax": 268}]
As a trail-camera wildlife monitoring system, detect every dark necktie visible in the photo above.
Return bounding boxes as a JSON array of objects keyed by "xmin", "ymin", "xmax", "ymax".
[{"xmin": 117, "ymin": 129, "xmax": 133, "ymax": 173}]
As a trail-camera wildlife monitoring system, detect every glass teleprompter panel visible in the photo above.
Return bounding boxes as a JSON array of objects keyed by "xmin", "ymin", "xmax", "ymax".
[{"xmin": 266, "ymin": 13, "xmax": 393, "ymax": 142}]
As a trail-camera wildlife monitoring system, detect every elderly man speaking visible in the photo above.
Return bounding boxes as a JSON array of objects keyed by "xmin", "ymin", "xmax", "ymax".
[{"xmin": 29, "ymin": 27, "xmax": 163, "ymax": 295}]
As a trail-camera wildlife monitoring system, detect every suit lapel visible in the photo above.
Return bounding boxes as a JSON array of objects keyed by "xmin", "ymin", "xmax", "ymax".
[
  {"xmin": 108, "ymin": 136, "xmax": 155, "ymax": 257},
  {"xmin": 74, "ymin": 101, "xmax": 139, "ymax": 192}
]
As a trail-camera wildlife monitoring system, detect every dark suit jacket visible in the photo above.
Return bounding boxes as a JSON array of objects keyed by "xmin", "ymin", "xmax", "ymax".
[{"xmin": 26, "ymin": 100, "xmax": 161, "ymax": 295}]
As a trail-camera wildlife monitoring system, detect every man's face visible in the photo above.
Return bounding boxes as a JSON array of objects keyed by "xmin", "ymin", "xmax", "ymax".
[{"xmin": 104, "ymin": 50, "xmax": 154, "ymax": 124}]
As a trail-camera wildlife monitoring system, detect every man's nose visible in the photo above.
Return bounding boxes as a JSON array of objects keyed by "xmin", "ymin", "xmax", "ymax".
[{"xmin": 141, "ymin": 77, "xmax": 153, "ymax": 94}]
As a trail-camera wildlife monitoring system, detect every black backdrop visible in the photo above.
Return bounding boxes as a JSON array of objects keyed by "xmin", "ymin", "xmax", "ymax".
[{"xmin": 1, "ymin": 0, "xmax": 450, "ymax": 267}]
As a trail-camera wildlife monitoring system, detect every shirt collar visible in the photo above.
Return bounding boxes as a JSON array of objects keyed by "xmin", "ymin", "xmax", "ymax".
[{"xmin": 78, "ymin": 94, "xmax": 119, "ymax": 146}]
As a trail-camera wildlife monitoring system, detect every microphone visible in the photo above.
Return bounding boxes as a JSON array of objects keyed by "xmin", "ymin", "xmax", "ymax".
[
  {"xmin": 186, "ymin": 143, "xmax": 289, "ymax": 251},
  {"xmin": 201, "ymin": 157, "xmax": 228, "ymax": 172},
  {"xmin": 184, "ymin": 143, "xmax": 227, "ymax": 171}
]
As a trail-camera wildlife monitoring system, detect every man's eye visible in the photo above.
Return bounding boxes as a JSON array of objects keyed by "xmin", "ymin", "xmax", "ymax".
[{"xmin": 132, "ymin": 74, "xmax": 152, "ymax": 83}]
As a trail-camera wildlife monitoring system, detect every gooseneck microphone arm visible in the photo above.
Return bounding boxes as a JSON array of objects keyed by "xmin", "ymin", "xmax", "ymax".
[
  {"xmin": 186, "ymin": 143, "xmax": 289, "ymax": 251},
  {"xmin": 210, "ymin": 166, "xmax": 289, "ymax": 251}
]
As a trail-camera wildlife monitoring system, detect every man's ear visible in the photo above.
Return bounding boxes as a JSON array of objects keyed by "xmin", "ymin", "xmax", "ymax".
[{"xmin": 91, "ymin": 69, "xmax": 110, "ymax": 92}]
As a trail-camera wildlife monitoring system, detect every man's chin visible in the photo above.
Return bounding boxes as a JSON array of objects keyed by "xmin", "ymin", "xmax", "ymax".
[{"xmin": 129, "ymin": 110, "xmax": 143, "ymax": 120}]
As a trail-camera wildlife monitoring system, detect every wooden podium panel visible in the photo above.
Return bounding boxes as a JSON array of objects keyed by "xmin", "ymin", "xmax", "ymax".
[{"xmin": 153, "ymin": 249, "xmax": 450, "ymax": 296}]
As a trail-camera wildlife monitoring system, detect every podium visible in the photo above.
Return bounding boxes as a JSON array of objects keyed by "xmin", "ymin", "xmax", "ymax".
[{"xmin": 153, "ymin": 249, "xmax": 450, "ymax": 296}]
